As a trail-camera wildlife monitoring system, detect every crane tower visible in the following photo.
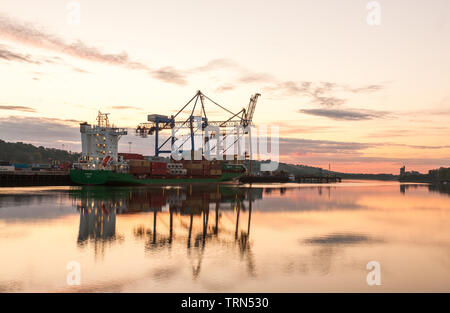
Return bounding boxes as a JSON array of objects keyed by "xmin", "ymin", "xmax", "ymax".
[{"xmin": 136, "ymin": 90, "xmax": 260, "ymax": 159}]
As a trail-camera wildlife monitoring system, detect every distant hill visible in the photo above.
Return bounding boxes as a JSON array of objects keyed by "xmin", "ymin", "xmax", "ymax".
[
  {"xmin": 277, "ymin": 162, "xmax": 328, "ymax": 176},
  {"xmin": 0, "ymin": 139, "xmax": 80, "ymax": 164},
  {"xmin": 250, "ymin": 160, "xmax": 330, "ymax": 176},
  {"xmin": 274, "ymin": 161, "xmax": 399, "ymax": 180}
]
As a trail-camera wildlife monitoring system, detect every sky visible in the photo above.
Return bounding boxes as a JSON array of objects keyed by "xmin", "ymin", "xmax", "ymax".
[{"xmin": 0, "ymin": 0, "xmax": 449, "ymax": 174}]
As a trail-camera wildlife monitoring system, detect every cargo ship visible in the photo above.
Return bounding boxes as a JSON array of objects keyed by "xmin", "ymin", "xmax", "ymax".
[{"xmin": 69, "ymin": 112, "xmax": 246, "ymax": 185}]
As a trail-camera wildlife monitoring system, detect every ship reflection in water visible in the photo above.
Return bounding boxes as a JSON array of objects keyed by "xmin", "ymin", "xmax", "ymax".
[
  {"xmin": 74, "ymin": 185, "xmax": 260, "ymax": 277},
  {"xmin": 0, "ymin": 181, "xmax": 450, "ymax": 292}
]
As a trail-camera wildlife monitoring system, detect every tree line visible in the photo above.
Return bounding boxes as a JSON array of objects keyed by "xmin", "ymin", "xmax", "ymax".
[{"xmin": 0, "ymin": 139, "xmax": 80, "ymax": 164}]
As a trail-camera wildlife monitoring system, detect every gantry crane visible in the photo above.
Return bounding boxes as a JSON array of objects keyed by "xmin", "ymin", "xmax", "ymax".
[{"xmin": 136, "ymin": 90, "xmax": 260, "ymax": 157}]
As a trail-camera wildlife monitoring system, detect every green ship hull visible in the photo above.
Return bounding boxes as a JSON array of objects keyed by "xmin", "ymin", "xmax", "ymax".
[{"xmin": 69, "ymin": 165, "xmax": 245, "ymax": 186}]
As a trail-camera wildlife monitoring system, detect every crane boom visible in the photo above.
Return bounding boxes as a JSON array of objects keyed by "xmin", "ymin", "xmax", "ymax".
[{"xmin": 242, "ymin": 93, "xmax": 260, "ymax": 127}]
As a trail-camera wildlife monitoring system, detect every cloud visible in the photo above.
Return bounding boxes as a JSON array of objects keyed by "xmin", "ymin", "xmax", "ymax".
[
  {"xmin": 264, "ymin": 81, "xmax": 384, "ymax": 108},
  {"xmin": 389, "ymin": 143, "xmax": 450, "ymax": 150},
  {"xmin": 365, "ymin": 129, "xmax": 414, "ymax": 138},
  {"xmin": 288, "ymin": 154, "xmax": 450, "ymax": 167},
  {"xmin": 0, "ymin": 13, "xmax": 188, "ymax": 85},
  {"xmin": 0, "ymin": 13, "xmax": 388, "ymax": 94},
  {"xmin": 215, "ymin": 84, "xmax": 236, "ymax": 92},
  {"xmin": 278, "ymin": 124, "xmax": 331, "ymax": 136},
  {"xmin": 0, "ymin": 116, "xmax": 81, "ymax": 149},
  {"xmin": 0, "ymin": 44, "xmax": 41, "ymax": 64},
  {"xmin": 150, "ymin": 67, "xmax": 187, "ymax": 85},
  {"xmin": 0, "ymin": 14, "xmax": 144, "ymax": 68},
  {"xmin": 0, "ymin": 105, "xmax": 36, "ymax": 112},
  {"xmin": 307, "ymin": 82, "xmax": 347, "ymax": 106},
  {"xmin": 279, "ymin": 137, "xmax": 373, "ymax": 155},
  {"xmin": 238, "ymin": 72, "xmax": 274, "ymax": 83},
  {"xmin": 347, "ymin": 84, "xmax": 384, "ymax": 93},
  {"xmin": 190, "ymin": 58, "xmax": 239, "ymax": 72},
  {"xmin": 365, "ymin": 127, "xmax": 450, "ymax": 139},
  {"xmin": 110, "ymin": 105, "xmax": 143, "ymax": 110},
  {"xmin": 265, "ymin": 81, "xmax": 344, "ymax": 106},
  {"xmin": 279, "ymin": 137, "xmax": 450, "ymax": 159},
  {"xmin": 267, "ymin": 81, "xmax": 311, "ymax": 95},
  {"xmin": 299, "ymin": 108, "xmax": 389, "ymax": 121},
  {"xmin": 277, "ymin": 136, "xmax": 450, "ymax": 173},
  {"xmin": 72, "ymin": 67, "xmax": 90, "ymax": 74},
  {"xmin": 311, "ymin": 96, "xmax": 346, "ymax": 107}
]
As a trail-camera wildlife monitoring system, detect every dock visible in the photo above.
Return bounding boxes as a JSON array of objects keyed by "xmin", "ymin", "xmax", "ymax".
[
  {"xmin": 239, "ymin": 175, "xmax": 342, "ymax": 184},
  {"xmin": 0, "ymin": 171, "xmax": 72, "ymax": 187}
]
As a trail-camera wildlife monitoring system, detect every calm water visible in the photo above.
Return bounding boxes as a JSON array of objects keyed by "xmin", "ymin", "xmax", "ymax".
[{"xmin": 0, "ymin": 181, "xmax": 449, "ymax": 292}]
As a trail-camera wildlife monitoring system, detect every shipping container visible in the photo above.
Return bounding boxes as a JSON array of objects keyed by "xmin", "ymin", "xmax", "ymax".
[
  {"xmin": 119, "ymin": 153, "xmax": 144, "ymax": 160},
  {"xmin": 184, "ymin": 163, "xmax": 203, "ymax": 170},
  {"xmin": 130, "ymin": 166, "xmax": 151, "ymax": 175},
  {"xmin": 13, "ymin": 163, "xmax": 30, "ymax": 169},
  {"xmin": 169, "ymin": 169, "xmax": 187, "ymax": 175},
  {"xmin": 167, "ymin": 163, "xmax": 183, "ymax": 169},
  {"xmin": 128, "ymin": 160, "xmax": 151, "ymax": 167},
  {"xmin": 151, "ymin": 162, "xmax": 167, "ymax": 169},
  {"xmin": 151, "ymin": 163, "xmax": 167, "ymax": 175}
]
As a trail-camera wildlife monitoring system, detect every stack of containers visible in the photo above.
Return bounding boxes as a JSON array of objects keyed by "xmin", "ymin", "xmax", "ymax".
[
  {"xmin": 128, "ymin": 159, "xmax": 152, "ymax": 175},
  {"xmin": 167, "ymin": 163, "xmax": 187, "ymax": 176},
  {"xmin": 184, "ymin": 160, "xmax": 203, "ymax": 176},
  {"xmin": 151, "ymin": 162, "xmax": 167, "ymax": 176},
  {"xmin": 13, "ymin": 164, "xmax": 30, "ymax": 171}
]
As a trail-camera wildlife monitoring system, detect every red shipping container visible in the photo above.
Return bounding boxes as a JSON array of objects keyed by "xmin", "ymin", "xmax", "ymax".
[
  {"xmin": 151, "ymin": 168, "xmax": 167, "ymax": 175},
  {"xmin": 130, "ymin": 166, "xmax": 151, "ymax": 175},
  {"xmin": 119, "ymin": 153, "xmax": 143, "ymax": 160},
  {"xmin": 151, "ymin": 162, "xmax": 167, "ymax": 168}
]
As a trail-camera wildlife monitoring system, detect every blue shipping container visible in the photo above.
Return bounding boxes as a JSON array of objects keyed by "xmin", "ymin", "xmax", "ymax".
[{"xmin": 14, "ymin": 163, "xmax": 30, "ymax": 169}]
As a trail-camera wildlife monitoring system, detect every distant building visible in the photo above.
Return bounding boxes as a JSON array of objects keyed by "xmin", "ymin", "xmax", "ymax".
[{"xmin": 400, "ymin": 166, "xmax": 406, "ymax": 176}]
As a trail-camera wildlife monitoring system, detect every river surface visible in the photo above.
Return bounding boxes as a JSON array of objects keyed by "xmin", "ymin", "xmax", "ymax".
[{"xmin": 0, "ymin": 180, "xmax": 449, "ymax": 292}]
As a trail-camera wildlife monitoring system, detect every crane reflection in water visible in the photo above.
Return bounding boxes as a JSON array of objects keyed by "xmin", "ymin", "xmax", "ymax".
[{"xmin": 70, "ymin": 185, "xmax": 265, "ymax": 277}]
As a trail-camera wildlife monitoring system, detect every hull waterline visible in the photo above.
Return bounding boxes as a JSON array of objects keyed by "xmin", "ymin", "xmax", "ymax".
[{"xmin": 69, "ymin": 169, "xmax": 243, "ymax": 186}]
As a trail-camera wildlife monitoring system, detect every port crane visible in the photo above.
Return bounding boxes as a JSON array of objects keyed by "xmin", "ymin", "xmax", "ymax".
[{"xmin": 136, "ymin": 90, "xmax": 260, "ymax": 158}]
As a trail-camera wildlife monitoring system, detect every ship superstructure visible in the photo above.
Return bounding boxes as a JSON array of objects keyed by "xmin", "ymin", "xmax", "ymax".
[{"xmin": 77, "ymin": 111, "xmax": 127, "ymax": 170}]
